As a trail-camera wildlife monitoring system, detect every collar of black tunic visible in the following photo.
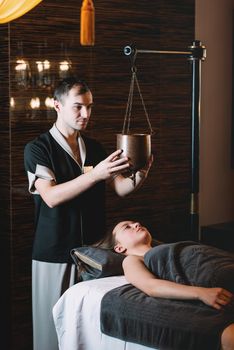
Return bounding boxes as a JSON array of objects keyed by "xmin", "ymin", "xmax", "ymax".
[{"xmin": 49, "ymin": 123, "xmax": 86, "ymax": 168}]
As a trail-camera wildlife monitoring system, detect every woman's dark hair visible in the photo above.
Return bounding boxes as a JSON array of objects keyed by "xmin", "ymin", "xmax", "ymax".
[{"xmin": 53, "ymin": 77, "xmax": 90, "ymax": 104}]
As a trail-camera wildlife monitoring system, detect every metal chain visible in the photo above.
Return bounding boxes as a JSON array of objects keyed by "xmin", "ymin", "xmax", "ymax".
[
  {"xmin": 122, "ymin": 66, "xmax": 153, "ymax": 134},
  {"xmin": 122, "ymin": 70, "xmax": 135, "ymax": 134},
  {"xmin": 134, "ymin": 73, "xmax": 154, "ymax": 135}
]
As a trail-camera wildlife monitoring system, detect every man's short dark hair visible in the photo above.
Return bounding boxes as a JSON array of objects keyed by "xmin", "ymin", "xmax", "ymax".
[{"xmin": 54, "ymin": 77, "xmax": 90, "ymax": 104}]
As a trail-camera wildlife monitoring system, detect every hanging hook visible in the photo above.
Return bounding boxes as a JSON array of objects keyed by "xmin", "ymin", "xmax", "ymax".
[{"xmin": 125, "ymin": 44, "xmax": 138, "ymax": 71}]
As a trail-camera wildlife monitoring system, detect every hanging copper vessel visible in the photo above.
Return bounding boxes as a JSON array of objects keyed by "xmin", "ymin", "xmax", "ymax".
[
  {"xmin": 117, "ymin": 133, "xmax": 151, "ymax": 171},
  {"xmin": 117, "ymin": 63, "xmax": 153, "ymax": 178}
]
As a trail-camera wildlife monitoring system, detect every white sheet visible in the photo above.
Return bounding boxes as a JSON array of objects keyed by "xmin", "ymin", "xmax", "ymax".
[{"xmin": 53, "ymin": 275, "xmax": 157, "ymax": 350}]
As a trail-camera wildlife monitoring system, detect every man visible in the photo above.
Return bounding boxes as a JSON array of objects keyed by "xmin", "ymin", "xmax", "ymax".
[{"xmin": 24, "ymin": 77, "xmax": 152, "ymax": 350}]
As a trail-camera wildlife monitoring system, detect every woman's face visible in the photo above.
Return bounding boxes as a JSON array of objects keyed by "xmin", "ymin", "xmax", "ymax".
[{"xmin": 113, "ymin": 221, "xmax": 152, "ymax": 253}]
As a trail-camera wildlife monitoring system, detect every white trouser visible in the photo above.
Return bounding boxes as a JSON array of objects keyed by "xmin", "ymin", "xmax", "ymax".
[{"xmin": 32, "ymin": 260, "xmax": 77, "ymax": 350}]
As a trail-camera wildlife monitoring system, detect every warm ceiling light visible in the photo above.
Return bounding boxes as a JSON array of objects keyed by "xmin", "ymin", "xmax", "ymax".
[
  {"xmin": 15, "ymin": 59, "xmax": 27, "ymax": 71},
  {"xmin": 45, "ymin": 97, "xmax": 54, "ymax": 108},
  {"xmin": 36, "ymin": 60, "xmax": 50, "ymax": 72},
  {"xmin": 59, "ymin": 60, "xmax": 71, "ymax": 72},
  {"xmin": 30, "ymin": 97, "xmax": 40, "ymax": 109},
  {"xmin": 10, "ymin": 97, "xmax": 15, "ymax": 108}
]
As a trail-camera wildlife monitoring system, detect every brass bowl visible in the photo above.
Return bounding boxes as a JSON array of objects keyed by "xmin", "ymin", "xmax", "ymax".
[{"xmin": 116, "ymin": 133, "xmax": 151, "ymax": 171}]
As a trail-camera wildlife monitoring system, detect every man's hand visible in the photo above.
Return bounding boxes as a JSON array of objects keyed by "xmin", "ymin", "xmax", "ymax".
[
  {"xmin": 136, "ymin": 154, "xmax": 154, "ymax": 179},
  {"xmin": 91, "ymin": 149, "xmax": 130, "ymax": 182}
]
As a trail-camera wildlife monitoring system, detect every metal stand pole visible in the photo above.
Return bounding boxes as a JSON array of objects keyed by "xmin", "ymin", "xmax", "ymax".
[
  {"xmin": 124, "ymin": 40, "xmax": 206, "ymax": 240},
  {"xmin": 188, "ymin": 41, "xmax": 206, "ymax": 240}
]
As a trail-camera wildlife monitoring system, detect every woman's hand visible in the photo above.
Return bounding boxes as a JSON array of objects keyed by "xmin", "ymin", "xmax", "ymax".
[{"xmin": 197, "ymin": 287, "xmax": 233, "ymax": 310}]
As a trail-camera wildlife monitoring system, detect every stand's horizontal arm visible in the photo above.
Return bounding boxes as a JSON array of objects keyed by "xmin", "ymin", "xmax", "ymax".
[
  {"xmin": 124, "ymin": 46, "xmax": 191, "ymax": 56},
  {"xmin": 124, "ymin": 40, "xmax": 206, "ymax": 61}
]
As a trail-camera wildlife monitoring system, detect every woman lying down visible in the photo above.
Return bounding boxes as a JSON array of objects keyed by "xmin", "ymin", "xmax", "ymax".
[{"xmin": 100, "ymin": 220, "xmax": 234, "ymax": 350}]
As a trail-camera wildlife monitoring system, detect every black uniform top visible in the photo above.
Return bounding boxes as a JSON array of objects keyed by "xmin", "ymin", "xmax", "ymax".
[{"xmin": 24, "ymin": 124, "xmax": 107, "ymax": 263}]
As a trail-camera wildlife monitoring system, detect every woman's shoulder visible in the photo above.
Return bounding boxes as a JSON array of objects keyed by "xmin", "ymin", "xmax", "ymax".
[{"xmin": 122, "ymin": 254, "xmax": 144, "ymax": 269}]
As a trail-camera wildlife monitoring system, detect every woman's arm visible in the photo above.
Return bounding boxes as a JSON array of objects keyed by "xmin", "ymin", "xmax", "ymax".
[{"xmin": 123, "ymin": 255, "xmax": 233, "ymax": 310}]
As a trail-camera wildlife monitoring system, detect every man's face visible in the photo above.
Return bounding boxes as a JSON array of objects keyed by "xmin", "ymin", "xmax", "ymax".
[{"xmin": 55, "ymin": 86, "xmax": 93, "ymax": 131}]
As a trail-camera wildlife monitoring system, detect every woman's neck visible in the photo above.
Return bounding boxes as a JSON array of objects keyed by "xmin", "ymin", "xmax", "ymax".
[{"xmin": 128, "ymin": 244, "xmax": 152, "ymax": 257}]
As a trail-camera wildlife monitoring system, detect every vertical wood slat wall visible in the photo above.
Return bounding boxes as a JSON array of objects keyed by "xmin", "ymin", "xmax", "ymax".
[{"xmin": 0, "ymin": 1, "xmax": 194, "ymax": 349}]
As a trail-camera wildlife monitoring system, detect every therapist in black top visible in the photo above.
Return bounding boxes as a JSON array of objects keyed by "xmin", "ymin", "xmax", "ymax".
[{"xmin": 24, "ymin": 77, "xmax": 153, "ymax": 350}]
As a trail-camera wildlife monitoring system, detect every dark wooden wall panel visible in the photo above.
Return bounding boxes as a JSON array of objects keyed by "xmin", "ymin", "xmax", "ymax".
[
  {"xmin": 0, "ymin": 0, "xmax": 194, "ymax": 348},
  {"xmin": 0, "ymin": 24, "xmax": 11, "ymax": 348}
]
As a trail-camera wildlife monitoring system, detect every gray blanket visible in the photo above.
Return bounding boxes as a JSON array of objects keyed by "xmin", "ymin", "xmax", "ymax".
[{"xmin": 100, "ymin": 242, "xmax": 234, "ymax": 350}]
